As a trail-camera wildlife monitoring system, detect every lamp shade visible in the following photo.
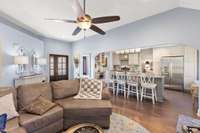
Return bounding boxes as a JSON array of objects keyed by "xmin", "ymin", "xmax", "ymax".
[
  {"xmin": 14, "ymin": 56, "xmax": 29, "ymax": 65},
  {"xmin": 37, "ymin": 58, "xmax": 47, "ymax": 65}
]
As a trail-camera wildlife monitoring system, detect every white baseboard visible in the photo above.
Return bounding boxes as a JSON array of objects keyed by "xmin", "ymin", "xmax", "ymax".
[{"xmin": 197, "ymin": 109, "xmax": 200, "ymax": 116}]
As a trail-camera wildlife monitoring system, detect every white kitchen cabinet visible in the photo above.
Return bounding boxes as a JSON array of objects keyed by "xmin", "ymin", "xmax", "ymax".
[
  {"xmin": 112, "ymin": 53, "xmax": 120, "ymax": 65},
  {"xmin": 129, "ymin": 53, "xmax": 139, "ymax": 65}
]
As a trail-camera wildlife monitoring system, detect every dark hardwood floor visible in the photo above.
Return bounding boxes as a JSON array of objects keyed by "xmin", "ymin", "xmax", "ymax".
[{"xmin": 111, "ymin": 90, "xmax": 199, "ymax": 133}]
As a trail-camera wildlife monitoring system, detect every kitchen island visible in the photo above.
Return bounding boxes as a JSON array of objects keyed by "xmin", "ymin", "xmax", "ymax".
[{"xmin": 153, "ymin": 76, "xmax": 165, "ymax": 102}]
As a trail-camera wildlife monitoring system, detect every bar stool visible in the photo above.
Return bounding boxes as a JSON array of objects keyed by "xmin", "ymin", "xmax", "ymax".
[
  {"xmin": 126, "ymin": 72, "xmax": 139, "ymax": 101},
  {"xmin": 140, "ymin": 73, "xmax": 157, "ymax": 104},
  {"xmin": 116, "ymin": 71, "xmax": 126, "ymax": 98},
  {"xmin": 108, "ymin": 71, "xmax": 117, "ymax": 95}
]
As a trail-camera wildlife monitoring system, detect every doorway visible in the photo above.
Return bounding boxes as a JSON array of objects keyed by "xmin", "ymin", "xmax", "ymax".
[{"xmin": 49, "ymin": 54, "xmax": 68, "ymax": 82}]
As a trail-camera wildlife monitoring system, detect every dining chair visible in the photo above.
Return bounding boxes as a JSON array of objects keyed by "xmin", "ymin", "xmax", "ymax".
[
  {"xmin": 140, "ymin": 73, "xmax": 157, "ymax": 104},
  {"xmin": 116, "ymin": 71, "xmax": 126, "ymax": 98},
  {"xmin": 126, "ymin": 72, "xmax": 139, "ymax": 101}
]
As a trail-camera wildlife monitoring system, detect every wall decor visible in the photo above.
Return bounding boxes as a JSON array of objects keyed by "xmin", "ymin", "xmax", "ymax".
[
  {"xmin": 14, "ymin": 47, "xmax": 29, "ymax": 76},
  {"xmin": 74, "ymin": 56, "xmax": 80, "ymax": 68},
  {"xmin": 30, "ymin": 50, "xmax": 38, "ymax": 73}
]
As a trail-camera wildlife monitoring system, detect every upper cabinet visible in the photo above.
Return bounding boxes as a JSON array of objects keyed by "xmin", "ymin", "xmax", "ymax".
[
  {"xmin": 112, "ymin": 53, "xmax": 120, "ymax": 65},
  {"xmin": 129, "ymin": 53, "xmax": 139, "ymax": 65}
]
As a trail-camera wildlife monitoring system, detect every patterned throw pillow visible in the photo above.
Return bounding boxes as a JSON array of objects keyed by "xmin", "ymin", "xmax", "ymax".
[
  {"xmin": 74, "ymin": 78, "xmax": 103, "ymax": 100},
  {"xmin": 24, "ymin": 96, "xmax": 56, "ymax": 115}
]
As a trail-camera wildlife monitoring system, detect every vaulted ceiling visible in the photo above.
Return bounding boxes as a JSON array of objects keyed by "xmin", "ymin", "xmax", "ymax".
[{"xmin": 0, "ymin": 0, "xmax": 199, "ymax": 42}]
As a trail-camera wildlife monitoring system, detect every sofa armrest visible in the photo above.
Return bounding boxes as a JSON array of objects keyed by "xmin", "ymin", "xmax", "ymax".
[{"xmin": 102, "ymin": 88, "xmax": 111, "ymax": 100}]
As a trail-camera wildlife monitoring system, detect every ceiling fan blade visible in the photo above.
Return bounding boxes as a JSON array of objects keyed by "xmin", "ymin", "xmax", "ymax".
[
  {"xmin": 92, "ymin": 16, "xmax": 120, "ymax": 24},
  {"xmin": 90, "ymin": 25, "xmax": 106, "ymax": 35},
  {"xmin": 72, "ymin": 27, "xmax": 82, "ymax": 36},
  {"xmin": 45, "ymin": 18, "xmax": 76, "ymax": 23},
  {"xmin": 72, "ymin": 0, "xmax": 84, "ymax": 17}
]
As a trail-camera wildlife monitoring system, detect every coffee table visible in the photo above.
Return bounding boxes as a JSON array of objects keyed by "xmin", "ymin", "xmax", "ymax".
[{"xmin": 64, "ymin": 123, "xmax": 104, "ymax": 133}]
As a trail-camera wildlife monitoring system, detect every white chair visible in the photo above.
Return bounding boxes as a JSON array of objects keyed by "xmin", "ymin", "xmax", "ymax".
[
  {"xmin": 140, "ymin": 73, "xmax": 158, "ymax": 104},
  {"xmin": 116, "ymin": 72, "xmax": 126, "ymax": 98},
  {"xmin": 126, "ymin": 72, "xmax": 139, "ymax": 101},
  {"xmin": 108, "ymin": 71, "xmax": 117, "ymax": 95}
]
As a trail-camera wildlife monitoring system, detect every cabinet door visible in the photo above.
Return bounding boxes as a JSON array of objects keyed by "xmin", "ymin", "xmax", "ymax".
[
  {"xmin": 112, "ymin": 53, "xmax": 120, "ymax": 65},
  {"xmin": 129, "ymin": 54, "xmax": 139, "ymax": 65}
]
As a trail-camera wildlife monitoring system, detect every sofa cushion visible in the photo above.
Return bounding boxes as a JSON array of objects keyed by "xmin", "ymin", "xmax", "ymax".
[
  {"xmin": 31, "ymin": 119, "xmax": 63, "ymax": 133},
  {"xmin": 55, "ymin": 97, "xmax": 112, "ymax": 118},
  {"xmin": 24, "ymin": 96, "xmax": 56, "ymax": 115},
  {"xmin": 0, "ymin": 87, "xmax": 17, "ymax": 109},
  {"xmin": 19, "ymin": 106, "xmax": 63, "ymax": 133},
  {"xmin": 17, "ymin": 83, "xmax": 52, "ymax": 110},
  {"xmin": 51, "ymin": 80, "xmax": 79, "ymax": 100}
]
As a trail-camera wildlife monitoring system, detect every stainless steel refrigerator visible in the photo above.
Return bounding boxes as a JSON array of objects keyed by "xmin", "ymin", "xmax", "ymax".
[{"xmin": 160, "ymin": 56, "xmax": 184, "ymax": 91}]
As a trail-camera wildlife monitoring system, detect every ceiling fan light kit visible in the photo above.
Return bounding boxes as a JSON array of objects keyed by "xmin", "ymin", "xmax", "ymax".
[
  {"xmin": 46, "ymin": 0, "xmax": 120, "ymax": 36},
  {"xmin": 77, "ymin": 15, "xmax": 92, "ymax": 30}
]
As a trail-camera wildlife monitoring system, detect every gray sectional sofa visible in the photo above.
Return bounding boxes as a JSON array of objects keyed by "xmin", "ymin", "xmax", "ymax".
[{"xmin": 0, "ymin": 80, "xmax": 112, "ymax": 133}]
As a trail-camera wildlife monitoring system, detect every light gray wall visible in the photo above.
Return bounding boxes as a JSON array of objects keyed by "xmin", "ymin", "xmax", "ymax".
[
  {"xmin": 0, "ymin": 21, "xmax": 73, "ymax": 87},
  {"xmin": 73, "ymin": 7, "xmax": 200, "ymax": 53},
  {"xmin": 44, "ymin": 38, "xmax": 73, "ymax": 79},
  {"xmin": 0, "ymin": 22, "xmax": 44, "ymax": 87}
]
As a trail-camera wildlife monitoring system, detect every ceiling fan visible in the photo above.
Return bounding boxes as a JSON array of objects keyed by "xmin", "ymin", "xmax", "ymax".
[{"xmin": 46, "ymin": 0, "xmax": 120, "ymax": 36}]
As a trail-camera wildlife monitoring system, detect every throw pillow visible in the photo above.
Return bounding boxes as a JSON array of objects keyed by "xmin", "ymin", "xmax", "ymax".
[
  {"xmin": 0, "ymin": 93, "xmax": 19, "ymax": 120},
  {"xmin": 74, "ymin": 78, "xmax": 102, "ymax": 100},
  {"xmin": 0, "ymin": 114, "xmax": 7, "ymax": 131},
  {"xmin": 24, "ymin": 96, "xmax": 56, "ymax": 115}
]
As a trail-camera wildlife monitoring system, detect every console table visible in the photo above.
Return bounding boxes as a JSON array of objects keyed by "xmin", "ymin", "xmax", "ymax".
[{"xmin": 14, "ymin": 74, "xmax": 47, "ymax": 88}]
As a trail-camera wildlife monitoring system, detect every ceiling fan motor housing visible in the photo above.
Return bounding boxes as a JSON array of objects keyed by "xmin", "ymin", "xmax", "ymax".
[{"xmin": 77, "ymin": 14, "xmax": 92, "ymax": 30}]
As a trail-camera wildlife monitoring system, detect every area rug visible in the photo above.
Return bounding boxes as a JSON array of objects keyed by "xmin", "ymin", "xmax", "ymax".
[{"xmin": 104, "ymin": 113, "xmax": 150, "ymax": 133}]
